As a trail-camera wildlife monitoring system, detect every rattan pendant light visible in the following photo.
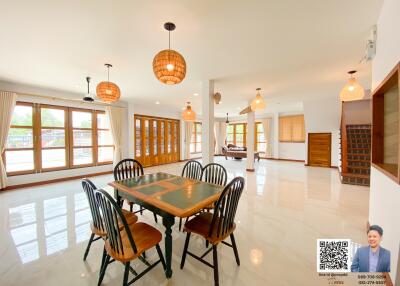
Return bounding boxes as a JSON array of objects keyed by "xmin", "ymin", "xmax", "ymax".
[
  {"xmin": 153, "ymin": 22, "xmax": 186, "ymax": 85},
  {"xmin": 340, "ymin": 70, "xmax": 365, "ymax": 101},
  {"xmin": 96, "ymin": 63, "xmax": 121, "ymax": 103},
  {"xmin": 182, "ymin": 102, "xmax": 196, "ymax": 121},
  {"xmin": 250, "ymin": 88, "xmax": 266, "ymax": 111}
]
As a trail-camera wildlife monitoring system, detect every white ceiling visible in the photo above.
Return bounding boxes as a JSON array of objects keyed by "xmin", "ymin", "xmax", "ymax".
[{"xmin": 0, "ymin": 0, "xmax": 383, "ymax": 117}]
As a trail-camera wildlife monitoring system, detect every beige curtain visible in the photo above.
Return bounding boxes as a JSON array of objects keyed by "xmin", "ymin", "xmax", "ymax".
[
  {"xmin": 0, "ymin": 92, "xmax": 17, "ymax": 189},
  {"xmin": 214, "ymin": 122, "xmax": 219, "ymax": 154},
  {"xmin": 184, "ymin": 122, "xmax": 193, "ymax": 159},
  {"xmin": 262, "ymin": 118, "xmax": 272, "ymax": 158},
  {"xmin": 219, "ymin": 122, "xmax": 227, "ymax": 153},
  {"xmin": 106, "ymin": 106, "xmax": 124, "ymax": 166}
]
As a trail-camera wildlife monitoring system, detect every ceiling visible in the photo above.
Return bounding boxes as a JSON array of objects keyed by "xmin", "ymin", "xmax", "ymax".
[{"xmin": 0, "ymin": 0, "xmax": 383, "ymax": 117}]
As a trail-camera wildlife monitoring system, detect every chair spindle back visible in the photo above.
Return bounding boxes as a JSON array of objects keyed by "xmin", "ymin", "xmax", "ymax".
[
  {"xmin": 82, "ymin": 179, "xmax": 104, "ymax": 233},
  {"xmin": 114, "ymin": 159, "xmax": 144, "ymax": 180},
  {"xmin": 201, "ymin": 163, "xmax": 228, "ymax": 186},
  {"xmin": 181, "ymin": 160, "xmax": 203, "ymax": 180}
]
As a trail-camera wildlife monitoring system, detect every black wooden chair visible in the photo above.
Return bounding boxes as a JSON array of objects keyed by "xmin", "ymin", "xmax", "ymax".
[
  {"xmin": 180, "ymin": 177, "xmax": 245, "ymax": 286},
  {"xmin": 179, "ymin": 160, "xmax": 203, "ymax": 230},
  {"xmin": 201, "ymin": 163, "xmax": 228, "ymax": 186},
  {"xmin": 114, "ymin": 159, "xmax": 158, "ymax": 223},
  {"xmin": 81, "ymin": 178, "xmax": 138, "ymax": 261},
  {"xmin": 95, "ymin": 189, "xmax": 166, "ymax": 286}
]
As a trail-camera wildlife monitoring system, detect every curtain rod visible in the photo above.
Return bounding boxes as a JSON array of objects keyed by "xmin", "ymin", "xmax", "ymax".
[{"xmin": 4, "ymin": 90, "xmax": 127, "ymax": 109}]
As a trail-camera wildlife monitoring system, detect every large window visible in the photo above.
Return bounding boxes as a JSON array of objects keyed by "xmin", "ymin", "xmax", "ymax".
[
  {"xmin": 226, "ymin": 123, "xmax": 246, "ymax": 147},
  {"xmin": 5, "ymin": 103, "xmax": 35, "ymax": 174},
  {"xmin": 190, "ymin": 122, "xmax": 202, "ymax": 153},
  {"xmin": 3, "ymin": 102, "xmax": 114, "ymax": 175},
  {"xmin": 255, "ymin": 122, "xmax": 266, "ymax": 152},
  {"xmin": 279, "ymin": 115, "xmax": 305, "ymax": 142}
]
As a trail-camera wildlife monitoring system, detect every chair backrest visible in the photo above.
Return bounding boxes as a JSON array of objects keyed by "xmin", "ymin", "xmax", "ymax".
[
  {"xmin": 181, "ymin": 160, "xmax": 203, "ymax": 180},
  {"xmin": 95, "ymin": 189, "xmax": 137, "ymax": 255},
  {"xmin": 114, "ymin": 159, "xmax": 144, "ymax": 180},
  {"xmin": 208, "ymin": 177, "xmax": 245, "ymax": 239},
  {"xmin": 201, "ymin": 163, "xmax": 228, "ymax": 186},
  {"xmin": 82, "ymin": 178, "xmax": 104, "ymax": 233}
]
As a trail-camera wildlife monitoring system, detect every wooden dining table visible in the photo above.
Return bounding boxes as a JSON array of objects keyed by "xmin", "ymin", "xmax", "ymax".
[{"xmin": 108, "ymin": 172, "xmax": 224, "ymax": 278}]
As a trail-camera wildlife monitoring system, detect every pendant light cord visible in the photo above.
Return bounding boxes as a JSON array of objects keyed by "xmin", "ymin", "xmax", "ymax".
[{"xmin": 168, "ymin": 30, "xmax": 171, "ymax": 50}]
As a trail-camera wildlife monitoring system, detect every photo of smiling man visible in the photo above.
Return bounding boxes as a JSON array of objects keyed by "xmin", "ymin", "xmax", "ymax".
[{"xmin": 351, "ymin": 225, "xmax": 391, "ymax": 272}]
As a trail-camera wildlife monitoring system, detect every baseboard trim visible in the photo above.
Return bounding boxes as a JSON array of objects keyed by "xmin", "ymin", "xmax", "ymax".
[
  {"xmin": 266, "ymin": 158, "xmax": 305, "ymax": 163},
  {"xmin": 1, "ymin": 171, "xmax": 113, "ymax": 192}
]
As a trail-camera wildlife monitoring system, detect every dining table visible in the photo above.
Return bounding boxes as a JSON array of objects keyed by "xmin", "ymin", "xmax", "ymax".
[{"xmin": 108, "ymin": 171, "xmax": 224, "ymax": 278}]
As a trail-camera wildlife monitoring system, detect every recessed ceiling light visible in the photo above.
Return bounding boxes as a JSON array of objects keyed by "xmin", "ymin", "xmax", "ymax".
[
  {"xmin": 193, "ymin": 93, "xmax": 199, "ymax": 96},
  {"xmin": 182, "ymin": 106, "xmax": 186, "ymax": 110},
  {"xmin": 155, "ymin": 101, "xmax": 160, "ymax": 105}
]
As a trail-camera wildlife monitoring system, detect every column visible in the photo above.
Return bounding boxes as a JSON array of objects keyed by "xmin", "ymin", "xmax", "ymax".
[
  {"xmin": 246, "ymin": 110, "xmax": 255, "ymax": 171},
  {"xmin": 201, "ymin": 80, "xmax": 214, "ymax": 165},
  {"xmin": 273, "ymin": 112, "xmax": 279, "ymax": 159}
]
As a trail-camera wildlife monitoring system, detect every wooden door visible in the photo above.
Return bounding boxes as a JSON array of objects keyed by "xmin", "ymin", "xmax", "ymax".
[
  {"xmin": 308, "ymin": 133, "xmax": 331, "ymax": 167},
  {"xmin": 134, "ymin": 115, "xmax": 180, "ymax": 167}
]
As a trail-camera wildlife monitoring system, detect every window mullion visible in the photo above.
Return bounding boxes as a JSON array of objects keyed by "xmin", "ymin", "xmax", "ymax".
[{"xmin": 34, "ymin": 103, "xmax": 42, "ymax": 173}]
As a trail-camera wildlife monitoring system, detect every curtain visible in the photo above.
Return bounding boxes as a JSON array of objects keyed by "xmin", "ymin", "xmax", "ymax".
[
  {"xmin": 106, "ymin": 106, "xmax": 124, "ymax": 166},
  {"xmin": 262, "ymin": 118, "xmax": 272, "ymax": 158},
  {"xmin": 0, "ymin": 91, "xmax": 17, "ymax": 189},
  {"xmin": 184, "ymin": 122, "xmax": 193, "ymax": 159},
  {"xmin": 219, "ymin": 122, "xmax": 227, "ymax": 154},
  {"xmin": 214, "ymin": 122, "xmax": 219, "ymax": 154}
]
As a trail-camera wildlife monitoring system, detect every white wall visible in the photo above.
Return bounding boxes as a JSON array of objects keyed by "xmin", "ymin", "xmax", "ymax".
[
  {"xmin": 303, "ymin": 97, "xmax": 341, "ymax": 167},
  {"xmin": 370, "ymin": 0, "xmax": 400, "ymax": 282},
  {"xmin": 278, "ymin": 142, "xmax": 306, "ymax": 161}
]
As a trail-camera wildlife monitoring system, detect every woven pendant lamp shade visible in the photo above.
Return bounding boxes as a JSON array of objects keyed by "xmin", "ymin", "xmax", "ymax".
[
  {"xmin": 250, "ymin": 88, "xmax": 266, "ymax": 111},
  {"xmin": 182, "ymin": 103, "xmax": 196, "ymax": 121},
  {"xmin": 96, "ymin": 81, "xmax": 121, "ymax": 103},
  {"xmin": 153, "ymin": 49, "xmax": 186, "ymax": 85},
  {"xmin": 340, "ymin": 71, "xmax": 364, "ymax": 101},
  {"xmin": 96, "ymin": 63, "xmax": 121, "ymax": 103}
]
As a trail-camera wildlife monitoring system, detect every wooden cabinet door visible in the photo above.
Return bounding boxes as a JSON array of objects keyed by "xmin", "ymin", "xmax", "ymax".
[{"xmin": 308, "ymin": 133, "xmax": 331, "ymax": 167}]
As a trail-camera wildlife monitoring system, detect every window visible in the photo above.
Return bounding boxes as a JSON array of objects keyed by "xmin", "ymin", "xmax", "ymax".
[
  {"xmin": 40, "ymin": 106, "xmax": 67, "ymax": 169},
  {"xmin": 190, "ymin": 122, "xmax": 202, "ymax": 153},
  {"xmin": 226, "ymin": 123, "xmax": 246, "ymax": 147},
  {"xmin": 4, "ymin": 103, "xmax": 35, "ymax": 174},
  {"xmin": 255, "ymin": 122, "xmax": 266, "ymax": 152},
  {"xmin": 279, "ymin": 115, "xmax": 305, "ymax": 142},
  {"xmin": 96, "ymin": 112, "xmax": 114, "ymax": 163},
  {"xmin": 3, "ymin": 102, "xmax": 114, "ymax": 175}
]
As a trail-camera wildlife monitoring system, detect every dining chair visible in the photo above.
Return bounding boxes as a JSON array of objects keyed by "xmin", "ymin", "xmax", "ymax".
[
  {"xmin": 114, "ymin": 158, "xmax": 158, "ymax": 223},
  {"xmin": 201, "ymin": 163, "xmax": 228, "ymax": 186},
  {"xmin": 81, "ymin": 178, "xmax": 138, "ymax": 261},
  {"xmin": 180, "ymin": 177, "xmax": 245, "ymax": 286},
  {"xmin": 95, "ymin": 189, "xmax": 166, "ymax": 286},
  {"xmin": 179, "ymin": 160, "xmax": 203, "ymax": 230}
]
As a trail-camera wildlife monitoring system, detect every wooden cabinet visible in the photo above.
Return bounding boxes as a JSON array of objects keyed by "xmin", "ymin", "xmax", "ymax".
[{"xmin": 134, "ymin": 115, "xmax": 180, "ymax": 167}]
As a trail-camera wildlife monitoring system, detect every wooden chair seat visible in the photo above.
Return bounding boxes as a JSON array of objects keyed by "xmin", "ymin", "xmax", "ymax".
[
  {"xmin": 105, "ymin": 222, "xmax": 162, "ymax": 263},
  {"xmin": 184, "ymin": 212, "xmax": 236, "ymax": 245},
  {"xmin": 90, "ymin": 209, "xmax": 138, "ymax": 237}
]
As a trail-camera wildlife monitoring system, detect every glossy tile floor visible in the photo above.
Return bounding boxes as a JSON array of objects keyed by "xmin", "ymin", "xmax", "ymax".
[{"xmin": 0, "ymin": 158, "xmax": 370, "ymax": 285}]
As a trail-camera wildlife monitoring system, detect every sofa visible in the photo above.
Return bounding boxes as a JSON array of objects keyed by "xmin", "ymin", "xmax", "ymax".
[{"xmin": 222, "ymin": 144, "xmax": 260, "ymax": 161}]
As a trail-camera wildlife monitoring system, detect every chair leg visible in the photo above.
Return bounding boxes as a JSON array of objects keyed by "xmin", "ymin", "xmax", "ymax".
[
  {"xmin": 123, "ymin": 262, "xmax": 130, "ymax": 286},
  {"xmin": 180, "ymin": 232, "xmax": 191, "ymax": 269},
  {"xmin": 129, "ymin": 203, "xmax": 133, "ymax": 212},
  {"xmin": 140, "ymin": 206, "xmax": 143, "ymax": 215},
  {"xmin": 178, "ymin": 218, "xmax": 182, "ymax": 231},
  {"xmin": 156, "ymin": 244, "xmax": 166, "ymax": 270},
  {"xmin": 83, "ymin": 232, "xmax": 95, "ymax": 260},
  {"xmin": 153, "ymin": 212, "xmax": 158, "ymax": 223},
  {"xmin": 98, "ymin": 254, "xmax": 110, "ymax": 286},
  {"xmin": 212, "ymin": 245, "xmax": 219, "ymax": 286},
  {"xmin": 230, "ymin": 233, "xmax": 240, "ymax": 266},
  {"xmin": 99, "ymin": 247, "xmax": 107, "ymax": 273}
]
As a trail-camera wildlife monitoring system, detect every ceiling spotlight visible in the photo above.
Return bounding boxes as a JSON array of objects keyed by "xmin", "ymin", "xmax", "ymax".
[
  {"xmin": 193, "ymin": 93, "xmax": 199, "ymax": 96},
  {"xmin": 155, "ymin": 101, "xmax": 160, "ymax": 105}
]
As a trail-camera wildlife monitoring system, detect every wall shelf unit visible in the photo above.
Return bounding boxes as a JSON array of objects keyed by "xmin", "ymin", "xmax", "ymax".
[{"xmin": 371, "ymin": 62, "xmax": 400, "ymax": 183}]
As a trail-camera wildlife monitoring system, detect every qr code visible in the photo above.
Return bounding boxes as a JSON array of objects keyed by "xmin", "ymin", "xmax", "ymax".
[{"xmin": 317, "ymin": 239, "xmax": 351, "ymax": 272}]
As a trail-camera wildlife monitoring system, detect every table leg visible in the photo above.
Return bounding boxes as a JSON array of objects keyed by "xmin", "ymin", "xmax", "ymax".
[{"xmin": 162, "ymin": 215, "xmax": 175, "ymax": 278}]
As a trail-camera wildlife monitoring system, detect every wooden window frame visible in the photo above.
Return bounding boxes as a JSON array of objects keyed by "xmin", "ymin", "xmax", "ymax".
[
  {"xmin": 255, "ymin": 122, "xmax": 266, "ymax": 152},
  {"xmin": 4, "ymin": 103, "xmax": 114, "ymax": 177},
  {"xmin": 226, "ymin": 123, "xmax": 247, "ymax": 147},
  {"xmin": 191, "ymin": 122, "xmax": 202, "ymax": 154},
  {"xmin": 279, "ymin": 115, "xmax": 305, "ymax": 143},
  {"xmin": 96, "ymin": 111, "xmax": 114, "ymax": 165}
]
